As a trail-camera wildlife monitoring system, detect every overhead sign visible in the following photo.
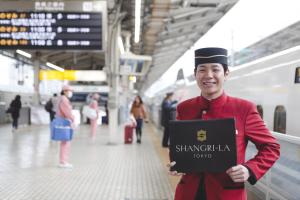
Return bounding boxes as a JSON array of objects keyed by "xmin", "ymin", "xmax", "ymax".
[
  {"xmin": 0, "ymin": 11, "xmax": 103, "ymax": 50},
  {"xmin": 39, "ymin": 70, "xmax": 107, "ymax": 81},
  {"xmin": 119, "ymin": 52, "xmax": 152, "ymax": 76}
]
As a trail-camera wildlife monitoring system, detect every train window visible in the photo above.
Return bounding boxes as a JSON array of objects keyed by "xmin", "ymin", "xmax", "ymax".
[
  {"xmin": 273, "ymin": 105, "xmax": 286, "ymax": 134},
  {"xmin": 257, "ymin": 105, "xmax": 263, "ymax": 119},
  {"xmin": 70, "ymin": 92, "xmax": 108, "ymax": 106},
  {"xmin": 295, "ymin": 67, "xmax": 300, "ymax": 83}
]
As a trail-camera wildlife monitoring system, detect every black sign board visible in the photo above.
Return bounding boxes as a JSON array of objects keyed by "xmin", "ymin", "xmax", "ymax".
[
  {"xmin": 0, "ymin": 11, "xmax": 102, "ymax": 50},
  {"xmin": 169, "ymin": 118, "xmax": 237, "ymax": 173}
]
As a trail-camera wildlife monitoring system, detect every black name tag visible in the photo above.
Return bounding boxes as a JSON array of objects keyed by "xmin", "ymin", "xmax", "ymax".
[{"xmin": 169, "ymin": 118, "xmax": 237, "ymax": 173}]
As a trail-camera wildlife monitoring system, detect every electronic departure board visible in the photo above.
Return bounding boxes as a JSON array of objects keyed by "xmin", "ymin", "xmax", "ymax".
[{"xmin": 0, "ymin": 11, "xmax": 103, "ymax": 50}]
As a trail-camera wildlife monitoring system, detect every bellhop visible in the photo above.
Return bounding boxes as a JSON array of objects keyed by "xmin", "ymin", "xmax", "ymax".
[{"xmin": 171, "ymin": 47, "xmax": 280, "ymax": 200}]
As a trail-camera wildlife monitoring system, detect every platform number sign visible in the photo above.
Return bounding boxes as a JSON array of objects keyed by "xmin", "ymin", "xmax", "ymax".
[{"xmin": 295, "ymin": 67, "xmax": 300, "ymax": 84}]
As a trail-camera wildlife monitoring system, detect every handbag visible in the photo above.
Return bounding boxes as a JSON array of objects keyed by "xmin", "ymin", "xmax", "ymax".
[
  {"xmin": 51, "ymin": 117, "xmax": 73, "ymax": 141},
  {"xmin": 82, "ymin": 106, "xmax": 97, "ymax": 119},
  {"xmin": 6, "ymin": 107, "xmax": 13, "ymax": 113}
]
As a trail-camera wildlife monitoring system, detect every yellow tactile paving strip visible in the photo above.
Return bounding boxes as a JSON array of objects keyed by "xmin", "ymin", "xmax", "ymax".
[{"xmin": 146, "ymin": 123, "xmax": 180, "ymax": 191}]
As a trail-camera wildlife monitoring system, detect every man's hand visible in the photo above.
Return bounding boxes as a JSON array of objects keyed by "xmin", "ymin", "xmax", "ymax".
[
  {"xmin": 226, "ymin": 164, "xmax": 250, "ymax": 182},
  {"xmin": 167, "ymin": 161, "xmax": 186, "ymax": 176}
]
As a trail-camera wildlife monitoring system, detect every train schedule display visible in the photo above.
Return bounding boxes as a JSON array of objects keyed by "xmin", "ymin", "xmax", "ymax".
[{"xmin": 0, "ymin": 11, "xmax": 103, "ymax": 50}]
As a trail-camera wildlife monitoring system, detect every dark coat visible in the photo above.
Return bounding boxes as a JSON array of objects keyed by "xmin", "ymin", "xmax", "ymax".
[
  {"xmin": 161, "ymin": 99, "xmax": 177, "ymax": 127},
  {"xmin": 174, "ymin": 93, "xmax": 280, "ymax": 200},
  {"xmin": 10, "ymin": 98, "xmax": 22, "ymax": 118}
]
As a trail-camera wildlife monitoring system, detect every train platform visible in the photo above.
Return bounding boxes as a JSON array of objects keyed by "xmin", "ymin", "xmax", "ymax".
[
  {"xmin": 1, "ymin": 121, "xmax": 298, "ymax": 200},
  {"xmin": 0, "ymin": 123, "xmax": 177, "ymax": 200}
]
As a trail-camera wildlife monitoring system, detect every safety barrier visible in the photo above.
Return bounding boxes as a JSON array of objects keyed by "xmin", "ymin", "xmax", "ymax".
[
  {"xmin": 0, "ymin": 105, "xmax": 6, "ymax": 124},
  {"xmin": 0, "ymin": 106, "xmax": 30, "ymax": 125},
  {"xmin": 246, "ymin": 132, "xmax": 300, "ymax": 200}
]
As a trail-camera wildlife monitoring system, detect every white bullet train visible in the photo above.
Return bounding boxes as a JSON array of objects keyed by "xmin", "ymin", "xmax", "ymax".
[{"xmin": 148, "ymin": 45, "xmax": 300, "ymax": 137}]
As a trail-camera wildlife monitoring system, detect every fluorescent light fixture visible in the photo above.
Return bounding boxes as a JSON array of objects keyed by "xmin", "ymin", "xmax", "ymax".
[
  {"xmin": 118, "ymin": 36, "xmax": 125, "ymax": 54},
  {"xmin": 16, "ymin": 49, "xmax": 31, "ymax": 58},
  {"xmin": 46, "ymin": 62, "xmax": 64, "ymax": 72},
  {"xmin": 134, "ymin": 0, "xmax": 141, "ymax": 43}
]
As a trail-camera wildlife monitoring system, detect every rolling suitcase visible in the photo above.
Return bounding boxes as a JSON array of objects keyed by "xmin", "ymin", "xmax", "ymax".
[{"xmin": 124, "ymin": 125, "xmax": 134, "ymax": 144}]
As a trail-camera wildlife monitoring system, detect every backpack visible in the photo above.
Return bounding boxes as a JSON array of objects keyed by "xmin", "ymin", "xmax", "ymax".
[
  {"xmin": 6, "ymin": 100, "xmax": 16, "ymax": 113},
  {"xmin": 45, "ymin": 100, "xmax": 53, "ymax": 112}
]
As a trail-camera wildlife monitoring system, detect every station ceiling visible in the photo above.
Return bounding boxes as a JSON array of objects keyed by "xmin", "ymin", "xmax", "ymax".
[
  {"xmin": 2, "ymin": 0, "xmax": 237, "ymax": 90},
  {"xmin": 3, "ymin": 0, "xmax": 300, "ymax": 93},
  {"xmin": 119, "ymin": 0, "xmax": 300, "ymax": 92},
  {"xmin": 120, "ymin": 0, "xmax": 239, "ymax": 91}
]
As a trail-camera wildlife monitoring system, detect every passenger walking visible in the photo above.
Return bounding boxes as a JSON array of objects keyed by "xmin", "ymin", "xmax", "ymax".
[
  {"xmin": 168, "ymin": 47, "xmax": 280, "ymax": 200},
  {"xmin": 130, "ymin": 96, "xmax": 148, "ymax": 143},
  {"xmin": 56, "ymin": 85, "xmax": 75, "ymax": 168},
  {"xmin": 89, "ymin": 93, "xmax": 100, "ymax": 139},
  {"xmin": 8, "ymin": 95, "xmax": 22, "ymax": 131},
  {"xmin": 161, "ymin": 92, "xmax": 177, "ymax": 147}
]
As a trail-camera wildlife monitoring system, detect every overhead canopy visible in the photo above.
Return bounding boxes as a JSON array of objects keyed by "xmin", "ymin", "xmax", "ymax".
[{"xmin": 1, "ymin": 0, "xmax": 300, "ymax": 94}]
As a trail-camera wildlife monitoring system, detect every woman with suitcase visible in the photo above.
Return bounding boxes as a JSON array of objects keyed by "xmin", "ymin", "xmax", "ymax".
[{"xmin": 130, "ymin": 96, "xmax": 148, "ymax": 143}]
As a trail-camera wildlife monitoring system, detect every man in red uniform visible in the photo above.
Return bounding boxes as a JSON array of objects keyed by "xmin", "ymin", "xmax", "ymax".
[{"xmin": 169, "ymin": 47, "xmax": 280, "ymax": 200}]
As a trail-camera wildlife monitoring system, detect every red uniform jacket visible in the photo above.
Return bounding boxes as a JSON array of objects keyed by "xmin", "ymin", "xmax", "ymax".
[{"xmin": 174, "ymin": 93, "xmax": 280, "ymax": 200}]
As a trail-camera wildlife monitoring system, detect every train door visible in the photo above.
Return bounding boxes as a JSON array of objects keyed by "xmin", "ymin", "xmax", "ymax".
[{"xmin": 273, "ymin": 105, "xmax": 286, "ymax": 134}]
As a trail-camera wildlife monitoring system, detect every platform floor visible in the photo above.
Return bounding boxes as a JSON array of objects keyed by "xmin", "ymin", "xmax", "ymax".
[{"xmin": 0, "ymin": 123, "xmax": 175, "ymax": 200}]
